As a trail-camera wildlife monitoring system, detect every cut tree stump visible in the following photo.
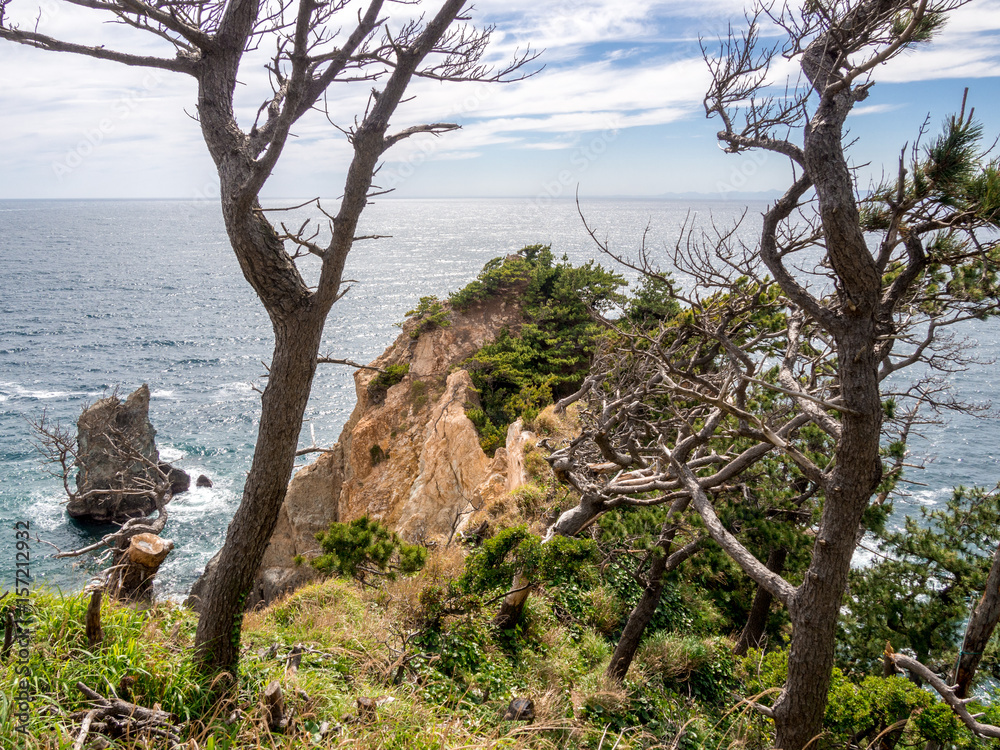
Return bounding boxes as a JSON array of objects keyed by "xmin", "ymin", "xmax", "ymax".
[
  {"xmin": 115, "ymin": 533, "xmax": 174, "ymax": 602},
  {"xmin": 85, "ymin": 589, "xmax": 103, "ymax": 647}
]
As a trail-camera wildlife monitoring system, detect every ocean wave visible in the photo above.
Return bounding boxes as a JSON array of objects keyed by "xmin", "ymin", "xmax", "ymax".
[
  {"xmin": 159, "ymin": 446, "xmax": 185, "ymax": 462},
  {"xmin": 907, "ymin": 486, "xmax": 952, "ymax": 506},
  {"xmin": 29, "ymin": 492, "xmax": 70, "ymax": 533},
  {"xmin": 215, "ymin": 381, "xmax": 256, "ymax": 400}
]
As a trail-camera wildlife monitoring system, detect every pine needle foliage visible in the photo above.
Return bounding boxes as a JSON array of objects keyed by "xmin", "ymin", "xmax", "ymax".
[
  {"xmin": 311, "ymin": 516, "xmax": 427, "ymax": 583},
  {"xmin": 840, "ymin": 485, "xmax": 1000, "ymax": 673},
  {"xmin": 457, "ymin": 245, "xmax": 625, "ymax": 453}
]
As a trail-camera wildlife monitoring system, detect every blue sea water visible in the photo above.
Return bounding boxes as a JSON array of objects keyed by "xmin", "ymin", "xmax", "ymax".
[{"xmin": 0, "ymin": 197, "xmax": 997, "ymax": 598}]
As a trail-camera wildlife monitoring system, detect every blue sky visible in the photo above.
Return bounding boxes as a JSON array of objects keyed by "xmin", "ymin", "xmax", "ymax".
[{"xmin": 1, "ymin": 0, "xmax": 999, "ymax": 200}]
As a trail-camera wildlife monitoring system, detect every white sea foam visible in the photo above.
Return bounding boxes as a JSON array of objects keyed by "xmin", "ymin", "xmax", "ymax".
[
  {"xmin": 0, "ymin": 381, "xmax": 96, "ymax": 400},
  {"xmin": 159, "ymin": 446, "xmax": 185, "ymax": 462},
  {"xmin": 215, "ymin": 381, "xmax": 255, "ymax": 400},
  {"xmin": 31, "ymin": 492, "xmax": 69, "ymax": 533},
  {"xmin": 909, "ymin": 487, "xmax": 952, "ymax": 506}
]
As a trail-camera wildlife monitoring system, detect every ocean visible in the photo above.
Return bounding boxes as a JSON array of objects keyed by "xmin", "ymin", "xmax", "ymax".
[{"xmin": 1, "ymin": 197, "xmax": 997, "ymax": 598}]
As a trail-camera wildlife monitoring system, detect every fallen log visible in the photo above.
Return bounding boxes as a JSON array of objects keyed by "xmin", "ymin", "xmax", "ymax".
[{"xmin": 72, "ymin": 682, "xmax": 183, "ymax": 748}]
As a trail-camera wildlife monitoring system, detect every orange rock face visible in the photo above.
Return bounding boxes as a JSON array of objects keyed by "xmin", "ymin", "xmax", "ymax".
[{"xmin": 251, "ymin": 293, "xmax": 533, "ymax": 604}]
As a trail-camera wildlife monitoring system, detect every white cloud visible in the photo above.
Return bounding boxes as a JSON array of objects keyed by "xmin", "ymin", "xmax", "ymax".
[
  {"xmin": 0, "ymin": 0, "xmax": 998, "ymax": 198},
  {"xmin": 851, "ymin": 103, "xmax": 906, "ymax": 116}
]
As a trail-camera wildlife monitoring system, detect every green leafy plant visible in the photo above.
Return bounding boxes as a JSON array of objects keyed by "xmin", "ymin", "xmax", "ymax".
[
  {"xmin": 311, "ymin": 516, "xmax": 427, "ymax": 583},
  {"xmin": 403, "ymin": 296, "xmax": 451, "ymax": 339},
  {"xmin": 367, "ymin": 363, "xmax": 410, "ymax": 403}
]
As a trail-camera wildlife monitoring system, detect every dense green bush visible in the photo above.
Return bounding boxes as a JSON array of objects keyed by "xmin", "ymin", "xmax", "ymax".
[
  {"xmin": 311, "ymin": 516, "xmax": 427, "ymax": 582},
  {"xmin": 457, "ymin": 245, "xmax": 625, "ymax": 453}
]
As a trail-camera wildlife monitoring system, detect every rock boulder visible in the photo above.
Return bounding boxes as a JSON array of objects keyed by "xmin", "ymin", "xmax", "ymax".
[{"xmin": 67, "ymin": 384, "xmax": 189, "ymax": 523}]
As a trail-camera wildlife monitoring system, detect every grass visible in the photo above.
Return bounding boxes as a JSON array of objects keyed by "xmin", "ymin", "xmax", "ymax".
[{"xmin": 2, "ymin": 565, "xmax": 757, "ymax": 750}]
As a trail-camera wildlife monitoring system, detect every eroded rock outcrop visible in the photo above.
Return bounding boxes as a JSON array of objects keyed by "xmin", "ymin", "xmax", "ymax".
[
  {"xmin": 68, "ymin": 384, "xmax": 189, "ymax": 524},
  {"xmin": 240, "ymin": 292, "xmax": 537, "ymax": 607}
]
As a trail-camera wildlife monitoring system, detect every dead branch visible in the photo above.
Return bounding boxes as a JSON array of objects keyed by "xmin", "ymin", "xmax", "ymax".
[{"xmin": 890, "ymin": 652, "xmax": 1000, "ymax": 739}]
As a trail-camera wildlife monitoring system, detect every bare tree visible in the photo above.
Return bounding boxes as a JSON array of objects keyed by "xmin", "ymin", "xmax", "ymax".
[
  {"xmin": 1, "ymin": 0, "xmax": 534, "ymax": 677},
  {"xmin": 537, "ymin": 1, "xmax": 1000, "ymax": 747}
]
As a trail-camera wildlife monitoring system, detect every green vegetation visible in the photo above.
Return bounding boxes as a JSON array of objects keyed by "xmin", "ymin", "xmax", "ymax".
[
  {"xmin": 367, "ymin": 363, "xmax": 410, "ymax": 404},
  {"xmin": 454, "ymin": 245, "xmax": 625, "ymax": 453},
  {"xmin": 404, "ymin": 296, "xmax": 451, "ymax": 339},
  {"xmin": 311, "ymin": 516, "xmax": 427, "ymax": 582},
  {"xmin": 12, "ymin": 502, "xmax": 995, "ymax": 750},
  {"xmin": 840, "ymin": 485, "xmax": 1000, "ymax": 675}
]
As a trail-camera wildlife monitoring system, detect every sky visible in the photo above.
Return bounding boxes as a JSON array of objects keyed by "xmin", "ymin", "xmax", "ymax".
[{"xmin": 0, "ymin": 0, "xmax": 999, "ymax": 200}]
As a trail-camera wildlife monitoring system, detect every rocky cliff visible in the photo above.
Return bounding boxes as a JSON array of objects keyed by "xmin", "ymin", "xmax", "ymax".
[
  {"xmin": 69, "ymin": 384, "xmax": 190, "ymax": 523},
  {"xmin": 245, "ymin": 291, "xmax": 539, "ymax": 606}
]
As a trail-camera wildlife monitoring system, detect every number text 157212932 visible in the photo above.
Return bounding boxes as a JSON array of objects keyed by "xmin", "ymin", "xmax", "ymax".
[{"xmin": 12, "ymin": 520, "xmax": 33, "ymax": 737}]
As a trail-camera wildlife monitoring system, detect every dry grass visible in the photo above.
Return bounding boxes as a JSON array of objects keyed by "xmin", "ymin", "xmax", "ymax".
[{"xmin": 634, "ymin": 632, "xmax": 734, "ymax": 683}]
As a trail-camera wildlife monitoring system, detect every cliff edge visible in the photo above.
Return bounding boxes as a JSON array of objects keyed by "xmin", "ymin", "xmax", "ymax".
[{"xmin": 218, "ymin": 289, "xmax": 536, "ymax": 607}]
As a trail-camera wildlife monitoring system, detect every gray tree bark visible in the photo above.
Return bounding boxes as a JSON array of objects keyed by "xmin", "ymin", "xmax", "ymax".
[{"xmin": 0, "ymin": 0, "xmax": 533, "ymax": 679}]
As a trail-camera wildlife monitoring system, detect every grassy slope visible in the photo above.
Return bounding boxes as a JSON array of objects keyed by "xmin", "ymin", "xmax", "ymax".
[{"xmin": 2, "ymin": 574, "xmax": 746, "ymax": 750}]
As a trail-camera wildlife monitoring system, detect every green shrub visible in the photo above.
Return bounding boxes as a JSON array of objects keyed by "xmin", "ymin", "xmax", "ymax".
[
  {"xmin": 367, "ymin": 362, "xmax": 410, "ymax": 403},
  {"xmin": 742, "ymin": 648, "xmax": 962, "ymax": 745},
  {"xmin": 637, "ymin": 633, "xmax": 736, "ymax": 705},
  {"xmin": 404, "ymin": 295, "xmax": 451, "ymax": 338},
  {"xmin": 312, "ymin": 516, "xmax": 427, "ymax": 582}
]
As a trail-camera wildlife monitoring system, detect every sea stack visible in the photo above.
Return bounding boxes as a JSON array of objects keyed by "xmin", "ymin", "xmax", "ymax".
[{"xmin": 67, "ymin": 384, "xmax": 189, "ymax": 523}]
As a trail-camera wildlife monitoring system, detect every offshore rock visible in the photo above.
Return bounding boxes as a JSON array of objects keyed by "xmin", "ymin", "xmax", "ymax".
[
  {"xmin": 240, "ymin": 292, "xmax": 532, "ymax": 607},
  {"xmin": 67, "ymin": 384, "xmax": 189, "ymax": 524}
]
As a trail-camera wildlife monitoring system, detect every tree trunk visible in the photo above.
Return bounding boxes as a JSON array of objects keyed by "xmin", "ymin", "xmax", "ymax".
[
  {"xmin": 115, "ymin": 533, "xmax": 174, "ymax": 602},
  {"xmin": 493, "ymin": 572, "xmax": 532, "ymax": 629},
  {"xmin": 193, "ymin": 312, "xmax": 325, "ymax": 675},
  {"xmin": 606, "ymin": 537, "xmax": 702, "ymax": 682},
  {"xmin": 607, "ymin": 547, "xmax": 670, "ymax": 682},
  {"xmin": 85, "ymin": 589, "xmax": 103, "ymax": 647},
  {"xmin": 953, "ymin": 541, "xmax": 1000, "ymax": 697},
  {"xmin": 735, "ymin": 547, "xmax": 787, "ymax": 656},
  {"xmin": 772, "ymin": 331, "xmax": 882, "ymax": 750},
  {"xmin": 495, "ymin": 494, "xmax": 608, "ymax": 630}
]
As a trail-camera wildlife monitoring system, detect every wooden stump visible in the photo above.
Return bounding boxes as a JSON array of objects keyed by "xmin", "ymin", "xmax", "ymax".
[
  {"xmin": 85, "ymin": 589, "xmax": 103, "ymax": 647},
  {"xmin": 115, "ymin": 534, "xmax": 174, "ymax": 602}
]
